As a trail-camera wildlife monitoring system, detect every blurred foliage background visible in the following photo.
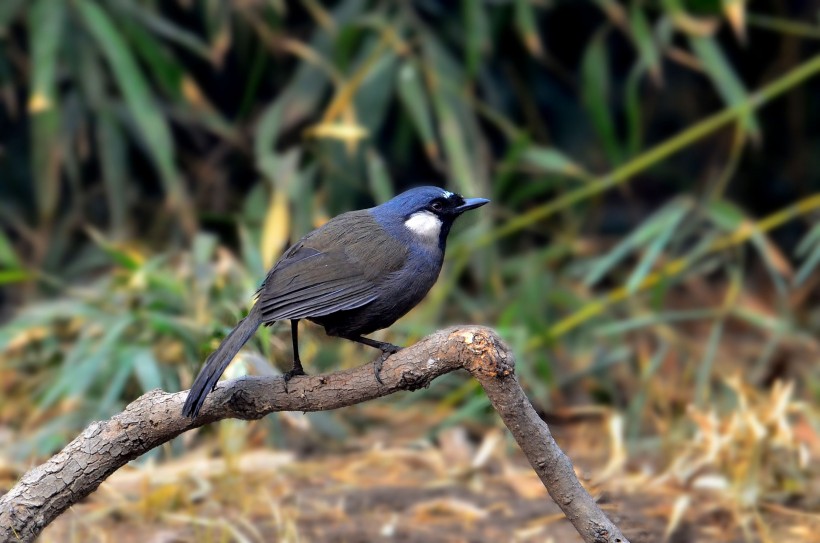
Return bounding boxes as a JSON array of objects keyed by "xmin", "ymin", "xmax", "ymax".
[{"xmin": 3, "ymin": 0, "xmax": 820, "ymax": 539}]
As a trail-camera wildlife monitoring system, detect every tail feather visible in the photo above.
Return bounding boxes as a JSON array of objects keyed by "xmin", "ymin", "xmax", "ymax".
[{"xmin": 182, "ymin": 308, "xmax": 263, "ymax": 418}]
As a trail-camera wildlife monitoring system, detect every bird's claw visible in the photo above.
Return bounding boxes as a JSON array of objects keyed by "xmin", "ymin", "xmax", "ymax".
[
  {"xmin": 374, "ymin": 346, "xmax": 401, "ymax": 385},
  {"xmin": 283, "ymin": 366, "xmax": 307, "ymax": 393}
]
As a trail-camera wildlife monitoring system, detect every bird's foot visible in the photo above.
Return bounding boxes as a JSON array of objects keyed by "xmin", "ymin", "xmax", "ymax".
[
  {"xmin": 283, "ymin": 366, "xmax": 307, "ymax": 393},
  {"xmin": 374, "ymin": 344, "xmax": 402, "ymax": 385}
]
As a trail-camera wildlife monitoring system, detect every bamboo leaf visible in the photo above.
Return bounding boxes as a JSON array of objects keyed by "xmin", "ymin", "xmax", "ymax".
[
  {"xmin": 794, "ymin": 223, "xmax": 820, "ymax": 286},
  {"xmin": 422, "ymin": 36, "xmax": 478, "ymax": 194},
  {"xmin": 514, "ymin": 0, "xmax": 543, "ymax": 57},
  {"xmin": 584, "ymin": 201, "xmax": 684, "ymax": 286},
  {"xmin": 463, "ymin": 0, "xmax": 490, "ymax": 76},
  {"xmin": 0, "ymin": 270, "xmax": 30, "ymax": 284},
  {"xmin": 255, "ymin": 101, "xmax": 283, "ymax": 182},
  {"xmin": 133, "ymin": 348, "xmax": 164, "ymax": 392},
  {"xmin": 96, "ymin": 114, "xmax": 128, "ymax": 236},
  {"xmin": 39, "ymin": 316, "xmax": 134, "ymax": 410},
  {"xmin": 582, "ymin": 30, "xmax": 621, "ymax": 164},
  {"xmin": 28, "ymin": 0, "xmax": 65, "ymax": 222},
  {"xmin": 689, "ymin": 35, "xmax": 759, "ymax": 138},
  {"xmin": 78, "ymin": 0, "xmax": 186, "ymax": 210},
  {"xmin": 595, "ymin": 309, "xmax": 718, "ymax": 336},
  {"xmin": 628, "ymin": 5, "xmax": 661, "ymax": 81},
  {"xmin": 96, "ymin": 348, "xmax": 138, "ymax": 417},
  {"xmin": 627, "ymin": 341, "xmax": 669, "ymax": 440},
  {"xmin": 794, "ymin": 242, "xmax": 820, "ymax": 287},
  {"xmin": 0, "ymin": 0, "xmax": 26, "ymax": 32},
  {"xmin": 796, "ymin": 222, "xmax": 820, "ymax": 257},
  {"xmin": 519, "ymin": 146, "xmax": 589, "ymax": 179},
  {"xmin": 111, "ymin": 0, "xmax": 212, "ymax": 60},
  {"xmin": 695, "ymin": 309, "xmax": 726, "ymax": 406},
  {"xmin": 0, "ymin": 230, "xmax": 21, "ymax": 268},
  {"xmin": 366, "ymin": 150, "xmax": 394, "ymax": 203},
  {"xmin": 398, "ymin": 61, "xmax": 440, "ymax": 162},
  {"xmin": 119, "ymin": 16, "xmax": 184, "ymax": 99},
  {"xmin": 626, "ymin": 203, "xmax": 689, "ymax": 293}
]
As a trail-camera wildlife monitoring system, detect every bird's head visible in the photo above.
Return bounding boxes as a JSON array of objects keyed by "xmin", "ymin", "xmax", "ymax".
[{"xmin": 374, "ymin": 186, "xmax": 490, "ymax": 247}]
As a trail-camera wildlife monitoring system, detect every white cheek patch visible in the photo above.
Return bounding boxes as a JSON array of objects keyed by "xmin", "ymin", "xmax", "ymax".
[{"xmin": 404, "ymin": 210, "xmax": 442, "ymax": 241}]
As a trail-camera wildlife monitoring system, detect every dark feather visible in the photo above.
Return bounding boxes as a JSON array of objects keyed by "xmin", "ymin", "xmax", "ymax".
[{"xmin": 256, "ymin": 210, "xmax": 407, "ymax": 323}]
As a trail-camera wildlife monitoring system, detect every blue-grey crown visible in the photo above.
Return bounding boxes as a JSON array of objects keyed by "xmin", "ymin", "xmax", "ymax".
[{"xmin": 377, "ymin": 186, "xmax": 459, "ymax": 216}]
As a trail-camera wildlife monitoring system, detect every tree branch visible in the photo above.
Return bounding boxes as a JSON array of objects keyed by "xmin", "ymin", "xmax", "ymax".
[{"xmin": 0, "ymin": 326, "xmax": 629, "ymax": 543}]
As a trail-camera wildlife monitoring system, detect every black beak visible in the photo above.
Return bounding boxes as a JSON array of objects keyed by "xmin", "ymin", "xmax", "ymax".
[{"xmin": 455, "ymin": 197, "xmax": 490, "ymax": 213}]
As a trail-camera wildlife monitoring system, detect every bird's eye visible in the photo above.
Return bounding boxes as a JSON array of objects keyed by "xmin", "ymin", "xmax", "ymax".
[{"xmin": 431, "ymin": 201, "xmax": 443, "ymax": 211}]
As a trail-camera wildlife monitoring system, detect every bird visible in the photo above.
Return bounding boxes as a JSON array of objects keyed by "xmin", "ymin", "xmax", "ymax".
[{"xmin": 182, "ymin": 186, "xmax": 489, "ymax": 417}]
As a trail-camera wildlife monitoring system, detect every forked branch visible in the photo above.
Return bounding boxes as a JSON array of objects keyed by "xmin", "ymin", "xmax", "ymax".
[{"xmin": 0, "ymin": 326, "xmax": 629, "ymax": 543}]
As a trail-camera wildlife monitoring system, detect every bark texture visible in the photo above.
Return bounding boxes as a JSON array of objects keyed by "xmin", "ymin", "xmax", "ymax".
[{"xmin": 0, "ymin": 326, "xmax": 629, "ymax": 543}]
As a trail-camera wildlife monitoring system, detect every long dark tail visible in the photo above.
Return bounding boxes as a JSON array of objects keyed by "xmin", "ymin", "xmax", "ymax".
[{"xmin": 182, "ymin": 307, "xmax": 263, "ymax": 418}]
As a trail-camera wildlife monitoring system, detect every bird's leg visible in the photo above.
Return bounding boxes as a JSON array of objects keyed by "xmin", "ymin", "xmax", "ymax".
[
  {"xmin": 284, "ymin": 320, "xmax": 307, "ymax": 390},
  {"xmin": 345, "ymin": 335, "xmax": 402, "ymax": 385}
]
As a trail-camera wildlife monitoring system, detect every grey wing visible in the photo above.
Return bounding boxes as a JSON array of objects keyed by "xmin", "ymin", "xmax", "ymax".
[{"xmin": 255, "ymin": 246, "xmax": 380, "ymax": 322}]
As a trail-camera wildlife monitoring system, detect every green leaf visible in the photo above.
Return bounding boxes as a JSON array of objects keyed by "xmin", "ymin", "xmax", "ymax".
[
  {"xmin": 796, "ymin": 222, "xmax": 820, "ymax": 257},
  {"xmin": 795, "ymin": 243, "xmax": 820, "ymax": 287},
  {"xmin": 794, "ymin": 223, "xmax": 820, "ymax": 286},
  {"xmin": 133, "ymin": 348, "xmax": 164, "ymax": 392},
  {"xmin": 398, "ymin": 61, "xmax": 439, "ymax": 162},
  {"xmin": 626, "ymin": 203, "xmax": 689, "ymax": 292},
  {"xmin": 519, "ymin": 146, "xmax": 589, "ymax": 178},
  {"xmin": 39, "ymin": 316, "xmax": 134, "ymax": 410},
  {"xmin": 705, "ymin": 199, "xmax": 746, "ymax": 231},
  {"xmin": 146, "ymin": 312, "xmax": 198, "ymax": 348},
  {"xmin": 584, "ymin": 200, "xmax": 686, "ymax": 286},
  {"xmin": 463, "ymin": 0, "xmax": 490, "ymax": 76},
  {"xmin": 28, "ymin": 0, "xmax": 66, "ymax": 222},
  {"xmin": 366, "ymin": 150, "xmax": 394, "ymax": 203},
  {"xmin": 254, "ymin": 101, "xmax": 283, "ymax": 182},
  {"xmin": 0, "ymin": 0, "xmax": 26, "ymax": 32},
  {"xmin": 357, "ymin": 53, "xmax": 398, "ymax": 134},
  {"xmin": 628, "ymin": 5, "xmax": 660, "ymax": 78},
  {"xmin": 78, "ymin": 0, "xmax": 185, "ymax": 207},
  {"xmin": 192, "ymin": 232, "xmax": 218, "ymax": 268},
  {"xmin": 0, "ymin": 230, "xmax": 21, "ymax": 268},
  {"xmin": 595, "ymin": 309, "xmax": 718, "ymax": 336},
  {"xmin": 624, "ymin": 63, "xmax": 645, "ymax": 158},
  {"xmin": 422, "ymin": 36, "xmax": 478, "ymax": 194},
  {"xmin": 119, "ymin": 16, "xmax": 184, "ymax": 99},
  {"xmin": 85, "ymin": 227, "xmax": 141, "ymax": 270},
  {"xmin": 627, "ymin": 341, "xmax": 669, "ymax": 440},
  {"xmin": 695, "ymin": 314, "xmax": 725, "ymax": 406},
  {"xmin": 111, "ymin": 0, "xmax": 212, "ymax": 60},
  {"xmin": 96, "ymin": 347, "xmax": 138, "ymax": 417},
  {"xmin": 582, "ymin": 30, "xmax": 621, "ymax": 164},
  {"xmin": 514, "ymin": 0, "xmax": 542, "ymax": 57},
  {"xmin": 689, "ymin": 35, "xmax": 760, "ymax": 138},
  {"xmin": 96, "ymin": 114, "xmax": 129, "ymax": 235},
  {"xmin": 0, "ymin": 269, "xmax": 30, "ymax": 284}
]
